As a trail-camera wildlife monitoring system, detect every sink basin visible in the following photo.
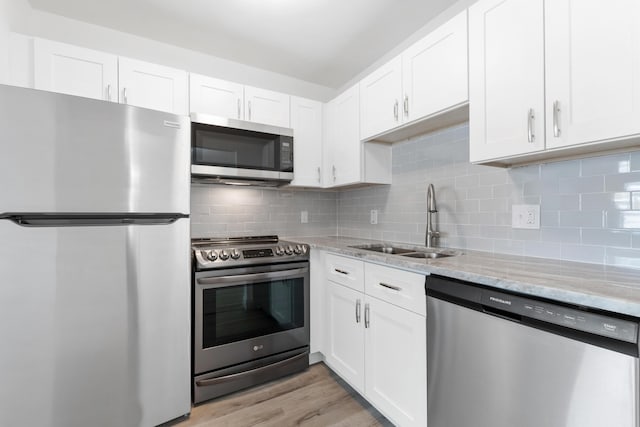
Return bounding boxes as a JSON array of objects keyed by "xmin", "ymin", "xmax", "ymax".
[
  {"xmin": 402, "ymin": 251, "xmax": 457, "ymax": 259},
  {"xmin": 349, "ymin": 244, "xmax": 461, "ymax": 259},
  {"xmin": 348, "ymin": 244, "xmax": 415, "ymax": 255}
]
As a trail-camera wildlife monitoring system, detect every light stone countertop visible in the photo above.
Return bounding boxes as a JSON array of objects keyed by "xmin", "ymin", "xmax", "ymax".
[{"xmin": 286, "ymin": 235, "xmax": 640, "ymax": 317}]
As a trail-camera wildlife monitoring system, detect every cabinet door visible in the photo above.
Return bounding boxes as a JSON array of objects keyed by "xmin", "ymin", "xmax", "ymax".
[
  {"xmin": 118, "ymin": 57, "xmax": 188, "ymax": 115},
  {"xmin": 289, "ymin": 96, "xmax": 323, "ymax": 187},
  {"xmin": 360, "ymin": 56, "xmax": 403, "ymax": 140},
  {"xmin": 365, "ymin": 296, "xmax": 427, "ymax": 427},
  {"xmin": 545, "ymin": 0, "xmax": 640, "ymax": 149},
  {"xmin": 324, "ymin": 85, "xmax": 362, "ymax": 187},
  {"xmin": 325, "ymin": 281, "xmax": 365, "ymax": 393},
  {"xmin": 468, "ymin": 0, "xmax": 545, "ymax": 162},
  {"xmin": 244, "ymin": 86, "xmax": 290, "ymax": 128},
  {"xmin": 403, "ymin": 11, "xmax": 468, "ymax": 123},
  {"xmin": 189, "ymin": 73, "xmax": 243, "ymax": 119},
  {"xmin": 33, "ymin": 39, "xmax": 117, "ymax": 102}
]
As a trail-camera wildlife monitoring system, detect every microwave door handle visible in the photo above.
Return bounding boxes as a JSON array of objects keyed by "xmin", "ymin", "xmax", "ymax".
[{"xmin": 196, "ymin": 268, "xmax": 308, "ymax": 287}]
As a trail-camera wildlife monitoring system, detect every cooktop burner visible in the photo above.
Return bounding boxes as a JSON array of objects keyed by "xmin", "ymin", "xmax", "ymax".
[{"xmin": 192, "ymin": 235, "xmax": 309, "ymax": 270}]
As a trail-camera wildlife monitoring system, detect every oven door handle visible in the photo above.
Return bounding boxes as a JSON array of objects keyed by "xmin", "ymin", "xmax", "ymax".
[
  {"xmin": 195, "ymin": 351, "xmax": 308, "ymax": 387},
  {"xmin": 196, "ymin": 268, "xmax": 308, "ymax": 286}
]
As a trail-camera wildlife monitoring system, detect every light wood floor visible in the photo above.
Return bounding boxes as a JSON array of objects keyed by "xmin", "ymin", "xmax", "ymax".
[{"xmin": 175, "ymin": 363, "xmax": 392, "ymax": 427}]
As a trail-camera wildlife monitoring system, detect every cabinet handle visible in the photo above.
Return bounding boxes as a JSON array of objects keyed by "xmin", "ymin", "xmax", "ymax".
[
  {"xmin": 364, "ymin": 303, "xmax": 370, "ymax": 328},
  {"xmin": 355, "ymin": 299, "xmax": 361, "ymax": 323},
  {"xmin": 378, "ymin": 282, "xmax": 401, "ymax": 292},
  {"xmin": 334, "ymin": 268, "xmax": 349, "ymax": 275},
  {"xmin": 237, "ymin": 99, "xmax": 241, "ymax": 119},
  {"xmin": 332, "ymin": 165, "xmax": 336, "ymax": 182},
  {"xmin": 248, "ymin": 100, "xmax": 252, "ymax": 121},
  {"xmin": 393, "ymin": 100, "xmax": 399, "ymax": 121},
  {"xmin": 107, "ymin": 84, "xmax": 112, "ymax": 102},
  {"xmin": 123, "ymin": 87, "xmax": 128, "ymax": 104},
  {"xmin": 317, "ymin": 167, "xmax": 321, "ymax": 183},
  {"xmin": 553, "ymin": 100, "xmax": 561, "ymax": 137},
  {"xmin": 404, "ymin": 95, "xmax": 409, "ymax": 117},
  {"xmin": 527, "ymin": 108, "xmax": 535, "ymax": 143}
]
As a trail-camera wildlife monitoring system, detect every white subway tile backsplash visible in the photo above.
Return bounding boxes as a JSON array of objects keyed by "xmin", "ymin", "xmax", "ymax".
[
  {"xmin": 605, "ymin": 211, "xmax": 640, "ymax": 229},
  {"xmin": 559, "ymin": 211, "xmax": 604, "ymax": 228},
  {"xmin": 581, "ymin": 228, "xmax": 631, "ymax": 248},
  {"xmin": 581, "ymin": 192, "xmax": 631, "ymax": 211},
  {"xmin": 581, "ymin": 153, "xmax": 630, "ymax": 176},
  {"xmin": 604, "ymin": 172, "xmax": 640, "ymax": 192},
  {"xmin": 561, "ymin": 244, "xmax": 605, "ymax": 264},
  {"xmin": 558, "ymin": 176, "xmax": 605, "ymax": 194},
  {"xmin": 193, "ymin": 122, "xmax": 640, "ymax": 269}
]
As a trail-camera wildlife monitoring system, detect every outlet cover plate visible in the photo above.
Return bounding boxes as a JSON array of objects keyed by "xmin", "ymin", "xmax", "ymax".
[
  {"xmin": 512, "ymin": 204, "xmax": 540, "ymax": 229},
  {"xmin": 370, "ymin": 209, "xmax": 378, "ymax": 225}
]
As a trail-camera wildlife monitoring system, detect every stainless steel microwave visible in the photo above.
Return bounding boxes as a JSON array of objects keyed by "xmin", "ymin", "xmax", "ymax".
[{"xmin": 190, "ymin": 113, "xmax": 294, "ymax": 186}]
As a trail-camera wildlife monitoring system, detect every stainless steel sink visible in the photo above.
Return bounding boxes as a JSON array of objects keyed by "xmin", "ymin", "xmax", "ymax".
[
  {"xmin": 349, "ymin": 244, "xmax": 461, "ymax": 259},
  {"xmin": 402, "ymin": 250, "xmax": 458, "ymax": 259},
  {"xmin": 348, "ymin": 244, "xmax": 415, "ymax": 255}
]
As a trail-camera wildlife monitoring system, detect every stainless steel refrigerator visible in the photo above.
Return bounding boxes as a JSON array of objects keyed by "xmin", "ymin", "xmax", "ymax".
[{"xmin": 0, "ymin": 85, "xmax": 191, "ymax": 427}]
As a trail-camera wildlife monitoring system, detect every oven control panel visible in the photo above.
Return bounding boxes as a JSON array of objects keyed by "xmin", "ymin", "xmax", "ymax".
[{"xmin": 193, "ymin": 242, "xmax": 309, "ymax": 270}]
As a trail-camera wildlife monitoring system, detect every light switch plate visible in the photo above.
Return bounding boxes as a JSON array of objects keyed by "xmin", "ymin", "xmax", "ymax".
[
  {"xmin": 370, "ymin": 209, "xmax": 378, "ymax": 225},
  {"xmin": 512, "ymin": 204, "xmax": 540, "ymax": 229}
]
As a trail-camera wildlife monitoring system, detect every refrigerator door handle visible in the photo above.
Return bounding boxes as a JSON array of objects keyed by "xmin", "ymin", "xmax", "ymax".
[{"xmin": 0, "ymin": 213, "xmax": 188, "ymax": 227}]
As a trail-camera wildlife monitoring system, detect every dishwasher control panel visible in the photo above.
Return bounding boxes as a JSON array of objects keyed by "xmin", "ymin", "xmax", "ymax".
[{"xmin": 482, "ymin": 291, "xmax": 638, "ymax": 344}]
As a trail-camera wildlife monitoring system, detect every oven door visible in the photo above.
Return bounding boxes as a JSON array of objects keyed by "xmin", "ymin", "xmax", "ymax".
[{"xmin": 194, "ymin": 262, "xmax": 309, "ymax": 375}]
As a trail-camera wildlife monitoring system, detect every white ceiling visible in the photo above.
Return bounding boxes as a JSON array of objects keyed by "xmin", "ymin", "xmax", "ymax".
[{"xmin": 27, "ymin": 0, "xmax": 458, "ymax": 89}]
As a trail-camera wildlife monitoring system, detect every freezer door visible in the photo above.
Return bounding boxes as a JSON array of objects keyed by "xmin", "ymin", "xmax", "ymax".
[
  {"xmin": 0, "ymin": 85, "xmax": 189, "ymax": 214},
  {"xmin": 427, "ymin": 296, "xmax": 639, "ymax": 427},
  {"xmin": 0, "ymin": 219, "xmax": 191, "ymax": 427}
]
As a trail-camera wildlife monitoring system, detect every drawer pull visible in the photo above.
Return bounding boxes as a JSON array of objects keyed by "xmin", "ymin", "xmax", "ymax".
[
  {"xmin": 334, "ymin": 268, "xmax": 349, "ymax": 275},
  {"xmin": 379, "ymin": 282, "xmax": 401, "ymax": 291}
]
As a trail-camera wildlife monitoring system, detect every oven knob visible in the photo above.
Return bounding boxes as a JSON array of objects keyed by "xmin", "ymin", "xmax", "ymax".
[
  {"xmin": 275, "ymin": 246, "xmax": 284, "ymax": 256},
  {"xmin": 230, "ymin": 249, "xmax": 241, "ymax": 260},
  {"xmin": 206, "ymin": 250, "xmax": 218, "ymax": 261},
  {"xmin": 284, "ymin": 245, "xmax": 294, "ymax": 255},
  {"xmin": 301, "ymin": 245, "xmax": 308, "ymax": 254},
  {"xmin": 219, "ymin": 250, "xmax": 230, "ymax": 260},
  {"xmin": 294, "ymin": 245, "xmax": 302, "ymax": 254}
]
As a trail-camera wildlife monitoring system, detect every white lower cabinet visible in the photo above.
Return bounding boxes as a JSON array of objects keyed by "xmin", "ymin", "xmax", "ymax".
[{"xmin": 323, "ymin": 253, "xmax": 427, "ymax": 427}]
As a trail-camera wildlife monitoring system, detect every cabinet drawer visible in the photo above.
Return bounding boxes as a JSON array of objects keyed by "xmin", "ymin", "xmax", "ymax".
[
  {"xmin": 364, "ymin": 263, "xmax": 426, "ymax": 316},
  {"xmin": 325, "ymin": 253, "xmax": 364, "ymax": 292}
]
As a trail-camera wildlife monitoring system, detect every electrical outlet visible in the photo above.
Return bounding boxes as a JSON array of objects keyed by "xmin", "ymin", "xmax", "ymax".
[
  {"xmin": 512, "ymin": 204, "xmax": 540, "ymax": 229},
  {"xmin": 300, "ymin": 210, "xmax": 308, "ymax": 224},
  {"xmin": 370, "ymin": 209, "xmax": 378, "ymax": 225}
]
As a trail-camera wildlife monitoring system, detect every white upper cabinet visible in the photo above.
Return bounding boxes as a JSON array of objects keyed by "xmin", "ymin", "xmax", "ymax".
[
  {"xmin": 360, "ymin": 56, "xmax": 403, "ymax": 140},
  {"xmin": 359, "ymin": 11, "xmax": 469, "ymax": 143},
  {"xmin": 289, "ymin": 96, "xmax": 323, "ymax": 187},
  {"xmin": 325, "ymin": 85, "xmax": 391, "ymax": 188},
  {"xmin": 325, "ymin": 85, "xmax": 363, "ymax": 187},
  {"xmin": 189, "ymin": 73, "xmax": 243, "ymax": 119},
  {"xmin": 545, "ymin": 0, "xmax": 640, "ymax": 150},
  {"xmin": 34, "ymin": 39, "xmax": 118, "ymax": 102},
  {"xmin": 244, "ymin": 85, "xmax": 291, "ymax": 128},
  {"xmin": 468, "ymin": 0, "xmax": 545, "ymax": 162},
  {"xmin": 470, "ymin": 0, "xmax": 640, "ymax": 165},
  {"xmin": 403, "ymin": 11, "xmax": 468, "ymax": 123},
  {"xmin": 118, "ymin": 57, "xmax": 188, "ymax": 115}
]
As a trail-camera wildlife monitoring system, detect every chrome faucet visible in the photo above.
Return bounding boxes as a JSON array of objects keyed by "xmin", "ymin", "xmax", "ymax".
[{"xmin": 426, "ymin": 184, "xmax": 440, "ymax": 248}]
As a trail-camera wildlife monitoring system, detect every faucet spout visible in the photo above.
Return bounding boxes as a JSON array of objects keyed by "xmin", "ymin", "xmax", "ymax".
[{"xmin": 426, "ymin": 184, "xmax": 439, "ymax": 248}]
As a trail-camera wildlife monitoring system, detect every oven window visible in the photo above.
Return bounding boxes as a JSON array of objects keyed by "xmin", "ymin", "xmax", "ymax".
[
  {"xmin": 202, "ymin": 277, "xmax": 304, "ymax": 348},
  {"xmin": 193, "ymin": 126, "xmax": 277, "ymax": 170}
]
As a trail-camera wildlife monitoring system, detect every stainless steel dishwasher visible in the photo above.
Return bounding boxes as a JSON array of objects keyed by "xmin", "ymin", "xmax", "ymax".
[{"xmin": 426, "ymin": 275, "xmax": 640, "ymax": 427}]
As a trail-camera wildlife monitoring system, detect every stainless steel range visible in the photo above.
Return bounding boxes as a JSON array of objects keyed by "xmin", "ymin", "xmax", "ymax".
[{"xmin": 191, "ymin": 235, "xmax": 310, "ymax": 404}]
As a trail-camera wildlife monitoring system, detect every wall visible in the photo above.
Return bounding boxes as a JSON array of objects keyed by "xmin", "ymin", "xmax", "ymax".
[
  {"xmin": 337, "ymin": 123, "xmax": 640, "ymax": 268},
  {"xmin": 6, "ymin": 1, "xmax": 334, "ymax": 101},
  {"xmin": 191, "ymin": 185, "xmax": 337, "ymax": 239}
]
